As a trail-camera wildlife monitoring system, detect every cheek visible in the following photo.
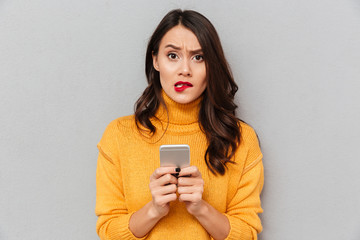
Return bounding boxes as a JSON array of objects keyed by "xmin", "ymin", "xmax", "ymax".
[
  {"xmin": 200, "ymin": 80, "xmax": 207, "ymax": 93},
  {"xmin": 159, "ymin": 70, "xmax": 174, "ymax": 90},
  {"xmin": 158, "ymin": 62, "xmax": 177, "ymax": 81},
  {"xmin": 159, "ymin": 72, "xmax": 172, "ymax": 87},
  {"xmin": 198, "ymin": 67, "xmax": 207, "ymax": 87}
]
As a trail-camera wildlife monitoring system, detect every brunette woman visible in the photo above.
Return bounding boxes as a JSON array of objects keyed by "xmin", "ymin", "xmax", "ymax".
[{"xmin": 96, "ymin": 9, "xmax": 264, "ymax": 240}]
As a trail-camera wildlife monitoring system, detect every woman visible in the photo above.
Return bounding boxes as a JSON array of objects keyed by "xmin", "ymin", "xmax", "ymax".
[{"xmin": 96, "ymin": 9, "xmax": 264, "ymax": 240}]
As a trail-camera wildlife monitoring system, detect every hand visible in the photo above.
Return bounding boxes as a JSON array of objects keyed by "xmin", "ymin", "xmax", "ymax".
[
  {"xmin": 177, "ymin": 166, "xmax": 205, "ymax": 216},
  {"xmin": 149, "ymin": 167, "xmax": 178, "ymax": 219}
]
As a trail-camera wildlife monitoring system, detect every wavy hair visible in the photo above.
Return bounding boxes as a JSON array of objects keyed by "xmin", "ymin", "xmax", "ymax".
[{"xmin": 135, "ymin": 9, "xmax": 241, "ymax": 175}]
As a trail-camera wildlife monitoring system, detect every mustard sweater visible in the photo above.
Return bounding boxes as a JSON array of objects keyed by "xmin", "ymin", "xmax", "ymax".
[{"xmin": 95, "ymin": 92, "xmax": 264, "ymax": 240}]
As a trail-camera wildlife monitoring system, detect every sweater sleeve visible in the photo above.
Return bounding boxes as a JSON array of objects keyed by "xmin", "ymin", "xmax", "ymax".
[
  {"xmin": 95, "ymin": 120, "xmax": 147, "ymax": 240},
  {"xmin": 224, "ymin": 126, "xmax": 264, "ymax": 240}
]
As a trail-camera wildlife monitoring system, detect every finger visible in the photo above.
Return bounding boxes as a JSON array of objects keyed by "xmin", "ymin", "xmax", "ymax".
[
  {"xmin": 150, "ymin": 174, "xmax": 178, "ymax": 189},
  {"xmin": 177, "ymin": 185, "xmax": 203, "ymax": 195},
  {"xmin": 178, "ymin": 193, "xmax": 202, "ymax": 203},
  {"xmin": 178, "ymin": 176, "xmax": 204, "ymax": 187},
  {"xmin": 154, "ymin": 193, "xmax": 177, "ymax": 206},
  {"xmin": 151, "ymin": 167, "xmax": 178, "ymax": 180},
  {"xmin": 152, "ymin": 184, "xmax": 177, "ymax": 196},
  {"xmin": 178, "ymin": 166, "xmax": 201, "ymax": 178},
  {"xmin": 158, "ymin": 174, "xmax": 178, "ymax": 186}
]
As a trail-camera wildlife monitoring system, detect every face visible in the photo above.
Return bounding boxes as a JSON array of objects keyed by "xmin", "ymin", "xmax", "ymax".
[{"xmin": 153, "ymin": 25, "xmax": 207, "ymax": 104}]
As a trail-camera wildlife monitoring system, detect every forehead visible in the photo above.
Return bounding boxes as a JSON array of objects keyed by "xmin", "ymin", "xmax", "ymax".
[{"xmin": 159, "ymin": 25, "xmax": 201, "ymax": 49}]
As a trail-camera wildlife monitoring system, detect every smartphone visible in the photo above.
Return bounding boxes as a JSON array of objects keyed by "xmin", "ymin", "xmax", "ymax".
[{"xmin": 160, "ymin": 144, "xmax": 190, "ymax": 168}]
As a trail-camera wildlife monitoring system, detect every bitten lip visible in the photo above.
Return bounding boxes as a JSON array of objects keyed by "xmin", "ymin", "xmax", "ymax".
[
  {"xmin": 174, "ymin": 81, "xmax": 193, "ymax": 92},
  {"xmin": 174, "ymin": 81, "xmax": 193, "ymax": 87}
]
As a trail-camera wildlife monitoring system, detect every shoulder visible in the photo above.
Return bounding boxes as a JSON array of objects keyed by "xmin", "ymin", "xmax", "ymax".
[
  {"xmin": 98, "ymin": 115, "xmax": 136, "ymax": 150},
  {"xmin": 236, "ymin": 121, "xmax": 263, "ymax": 173},
  {"xmin": 103, "ymin": 115, "xmax": 136, "ymax": 132},
  {"xmin": 238, "ymin": 121, "xmax": 259, "ymax": 146}
]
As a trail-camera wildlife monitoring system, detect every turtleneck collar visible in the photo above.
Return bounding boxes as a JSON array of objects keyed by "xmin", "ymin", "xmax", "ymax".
[{"xmin": 155, "ymin": 90, "xmax": 202, "ymax": 125}]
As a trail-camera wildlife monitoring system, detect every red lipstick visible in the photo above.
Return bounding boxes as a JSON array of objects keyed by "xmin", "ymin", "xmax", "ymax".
[{"xmin": 174, "ymin": 81, "xmax": 193, "ymax": 92}]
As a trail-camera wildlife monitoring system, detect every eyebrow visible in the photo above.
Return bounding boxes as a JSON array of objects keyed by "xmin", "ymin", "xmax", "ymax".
[{"xmin": 164, "ymin": 44, "xmax": 203, "ymax": 54}]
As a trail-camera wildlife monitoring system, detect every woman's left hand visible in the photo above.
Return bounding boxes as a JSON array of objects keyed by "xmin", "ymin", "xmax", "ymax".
[{"xmin": 177, "ymin": 166, "xmax": 205, "ymax": 216}]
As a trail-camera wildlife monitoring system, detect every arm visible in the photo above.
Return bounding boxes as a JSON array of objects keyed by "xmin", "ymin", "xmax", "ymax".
[
  {"xmin": 96, "ymin": 120, "xmax": 180, "ymax": 239},
  {"xmin": 177, "ymin": 160, "xmax": 263, "ymax": 240},
  {"xmin": 129, "ymin": 167, "xmax": 179, "ymax": 237},
  {"xmin": 189, "ymin": 200, "xmax": 231, "ymax": 240},
  {"xmin": 224, "ymin": 126, "xmax": 264, "ymax": 240},
  {"xmin": 224, "ymin": 159, "xmax": 264, "ymax": 240},
  {"xmin": 96, "ymin": 141, "xmax": 179, "ymax": 239},
  {"xmin": 96, "ymin": 146, "xmax": 142, "ymax": 240},
  {"xmin": 177, "ymin": 126, "xmax": 264, "ymax": 240},
  {"xmin": 177, "ymin": 166, "xmax": 230, "ymax": 240}
]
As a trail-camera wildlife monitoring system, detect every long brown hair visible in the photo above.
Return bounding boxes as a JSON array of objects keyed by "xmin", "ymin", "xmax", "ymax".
[{"xmin": 135, "ymin": 9, "xmax": 241, "ymax": 175}]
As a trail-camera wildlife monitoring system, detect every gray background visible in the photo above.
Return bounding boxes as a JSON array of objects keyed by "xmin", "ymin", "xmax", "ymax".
[{"xmin": 1, "ymin": 0, "xmax": 359, "ymax": 239}]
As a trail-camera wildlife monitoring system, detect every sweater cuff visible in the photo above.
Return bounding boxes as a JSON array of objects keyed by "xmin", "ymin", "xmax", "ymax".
[
  {"xmin": 223, "ymin": 213, "xmax": 253, "ymax": 240},
  {"xmin": 106, "ymin": 212, "xmax": 149, "ymax": 240}
]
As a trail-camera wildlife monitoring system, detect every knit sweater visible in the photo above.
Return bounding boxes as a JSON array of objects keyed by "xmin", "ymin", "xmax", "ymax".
[{"xmin": 95, "ymin": 92, "xmax": 264, "ymax": 240}]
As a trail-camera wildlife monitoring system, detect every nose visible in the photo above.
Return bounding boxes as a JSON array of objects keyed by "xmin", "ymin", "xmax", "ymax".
[{"xmin": 179, "ymin": 59, "xmax": 192, "ymax": 77}]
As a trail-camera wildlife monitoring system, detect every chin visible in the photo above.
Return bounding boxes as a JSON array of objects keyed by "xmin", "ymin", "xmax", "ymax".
[
  {"xmin": 169, "ymin": 94, "xmax": 190, "ymax": 104},
  {"xmin": 173, "ymin": 98, "xmax": 189, "ymax": 104},
  {"xmin": 178, "ymin": 99, "xmax": 192, "ymax": 104},
  {"xmin": 177, "ymin": 96, "xmax": 198, "ymax": 104}
]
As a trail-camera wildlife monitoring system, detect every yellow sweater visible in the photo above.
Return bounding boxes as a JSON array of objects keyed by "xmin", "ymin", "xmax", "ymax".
[{"xmin": 96, "ymin": 92, "xmax": 264, "ymax": 240}]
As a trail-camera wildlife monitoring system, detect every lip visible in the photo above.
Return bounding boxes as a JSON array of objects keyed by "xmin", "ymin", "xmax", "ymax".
[{"xmin": 174, "ymin": 81, "xmax": 193, "ymax": 92}]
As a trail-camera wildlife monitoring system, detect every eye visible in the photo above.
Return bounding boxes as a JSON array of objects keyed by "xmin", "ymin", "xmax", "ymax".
[
  {"xmin": 167, "ymin": 53, "xmax": 178, "ymax": 60},
  {"xmin": 193, "ymin": 54, "xmax": 204, "ymax": 62}
]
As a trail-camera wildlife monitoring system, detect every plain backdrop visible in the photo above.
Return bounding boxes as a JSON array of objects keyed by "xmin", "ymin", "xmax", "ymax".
[{"xmin": 1, "ymin": 0, "xmax": 359, "ymax": 239}]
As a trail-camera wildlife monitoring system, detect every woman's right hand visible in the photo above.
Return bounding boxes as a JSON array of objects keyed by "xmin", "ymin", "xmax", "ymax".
[
  {"xmin": 149, "ymin": 167, "xmax": 178, "ymax": 218},
  {"xmin": 129, "ymin": 167, "xmax": 178, "ymax": 237}
]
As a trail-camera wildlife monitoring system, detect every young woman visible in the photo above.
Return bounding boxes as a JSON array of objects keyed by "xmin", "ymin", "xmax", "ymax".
[{"xmin": 96, "ymin": 9, "xmax": 264, "ymax": 240}]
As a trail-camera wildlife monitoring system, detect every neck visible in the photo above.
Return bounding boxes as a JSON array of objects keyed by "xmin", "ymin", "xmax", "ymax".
[{"xmin": 155, "ymin": 90, "xmax": 202, "ymax": 125}]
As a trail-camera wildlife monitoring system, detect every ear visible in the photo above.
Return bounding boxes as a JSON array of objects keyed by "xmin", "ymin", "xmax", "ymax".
[{"xmin": 152, "ymin": 52, "xmax": 159, "ymax": 71}]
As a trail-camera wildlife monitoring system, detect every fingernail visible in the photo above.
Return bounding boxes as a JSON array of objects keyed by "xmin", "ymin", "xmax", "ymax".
[
  {"xmin": 171, "ymin": 173, "xmax": 179, "ymax": 178},
  {"xmin": 175, "ymin": 167, "xmax": 181, "ymax": 172}
]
